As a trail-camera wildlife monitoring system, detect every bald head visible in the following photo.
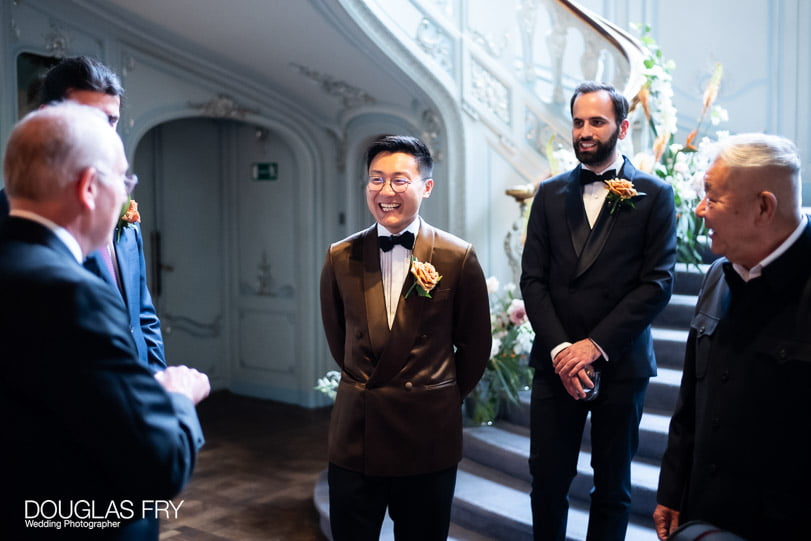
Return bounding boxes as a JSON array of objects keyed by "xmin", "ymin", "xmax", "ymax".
[
  {"xmin": 3, "ymin": 102, "xmax": 128, "ymax": 255},
  {"xmin": 4, "ymin": 102, "xmax": 123, "ymax": 201}
]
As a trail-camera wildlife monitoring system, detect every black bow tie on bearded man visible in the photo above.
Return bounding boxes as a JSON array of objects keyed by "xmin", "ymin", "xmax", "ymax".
[
  {"xmin": 378, "ymin": 231, "xmax": 415, "ymax": 252},
  {"xmin": 580, "ymin": 169, "xmax": 617, "ymax": 186}
]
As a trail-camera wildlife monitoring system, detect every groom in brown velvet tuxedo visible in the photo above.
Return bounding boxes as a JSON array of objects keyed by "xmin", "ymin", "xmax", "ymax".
[{"xmin": 320, "ymin": 135, "xmax": 491, "ymax": 540}]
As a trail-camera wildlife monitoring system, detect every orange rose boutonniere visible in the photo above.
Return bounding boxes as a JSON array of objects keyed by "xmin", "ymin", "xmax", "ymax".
[
  {"xmin": 405, "ymin": 257, "xmax": 442, "ymax": 299},
  {"xmin": 604, "ymin": 178, "xmax": 645, "ymax": 215},
  {"xmin": 115, "ymin": 198, "xmax": 141, "ymax": 242}
]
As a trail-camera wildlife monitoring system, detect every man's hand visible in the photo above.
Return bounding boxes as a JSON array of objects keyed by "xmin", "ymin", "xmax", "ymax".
[
  {"xmin": 653, "ymin": 504, "xmax": 680, "ymax": 540},
  {"xmin": 155, "ymin": 365, "xmax": 211, "ymax": 405},
  {"xmin": 559, "ymin": 368, "xmax": 597, "ymax": 400},
  {"xmin": 553, "ymin": 339, "xmax": 600, "ymax": 377}
]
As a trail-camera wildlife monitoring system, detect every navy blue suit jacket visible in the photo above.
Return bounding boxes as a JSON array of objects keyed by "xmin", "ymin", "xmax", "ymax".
[
  {"xmin": 0, "ymin": 217, "xmax": 203, "ymax": 540},
  {"xmin": 520, "ymin": 157, "xmax": 677, "ymax": 382},
  {"xmin": 0, "ymin": 189, "xmax": 165, "ymax": 371},
  {"xmin": 85, "ymin": 223, "xmax": 166, "ymax": 371}
]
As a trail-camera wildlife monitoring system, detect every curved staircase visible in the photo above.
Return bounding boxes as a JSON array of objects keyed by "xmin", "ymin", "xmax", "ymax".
[{"xmin": 314, "ymin": 264, "xmax": 703, "ymax": 540}]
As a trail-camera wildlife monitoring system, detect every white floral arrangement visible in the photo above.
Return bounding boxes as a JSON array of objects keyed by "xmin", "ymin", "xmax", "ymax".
[
  {"xmin": 629, "ymin": 23, "xmax": 729, "ymax": 265},
  {"xmin": 468, "ymin": 277, "xmax": 535, "ymax": 425},
  {"xmin": 314, "ymin": 370, "xmax": 340, "ymax": 401}
]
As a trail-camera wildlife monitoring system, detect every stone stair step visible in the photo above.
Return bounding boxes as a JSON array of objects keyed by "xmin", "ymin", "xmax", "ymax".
[
  {"xmin": 645, "ymin": 366, "xmax": 682, "ymax": 414},
  {"xmin": 655, "ymin": 293, "xmax": 697, "ymax": 328},
  {"xmin": 456, "ymin": 459, "xmax": 656, "ymax": 541},
  {"xmin": 674, "ymin": 263, "xmax": 709, "ymax": 296},
  {"xmin": 463, "ymin": 423, "xmax": 661, "ymax": 518},
  {"xmin": 652, "ymin": 327, "xmax": 689, "ymax": 370},
  {"xmin": 453, "ymin": 460, "xmax": 533, "ymax": 539}
]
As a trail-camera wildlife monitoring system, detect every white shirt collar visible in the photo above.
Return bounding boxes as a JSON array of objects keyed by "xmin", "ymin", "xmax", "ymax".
[
  {"xmin": 9, "ymin": 209, "xmax": 83, "ymax": 264},
  {"xmin": 732, "ymin": 215, "xmax": 808, "ymax": 281},
  {"xmin": 376, "ymin": 216, "xmax": 421, "ymax": 239}
]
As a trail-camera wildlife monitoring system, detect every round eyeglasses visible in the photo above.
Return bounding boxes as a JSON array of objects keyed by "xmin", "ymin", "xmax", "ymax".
[
  {"xmin": 96, "ymin": 169, "xmax": 139, "ymax": 195},
  {"xmin": 123, "ymin": 173, "xmax": 138, "ymax": 195},
  {"xmin": 367, "ymin": 176, "xmax": 415, "ymax": 193}
]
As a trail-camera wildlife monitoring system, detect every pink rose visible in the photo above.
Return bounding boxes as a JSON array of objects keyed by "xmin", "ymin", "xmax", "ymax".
[{"xmin": 507, "ymin": 299, "xmax": 527, "ymax": 325}]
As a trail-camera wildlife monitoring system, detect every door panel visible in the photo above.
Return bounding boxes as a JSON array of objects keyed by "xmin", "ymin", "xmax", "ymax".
[{"xmin": 133, "ymin": 118, "xmax": 300, "ymax": 396}]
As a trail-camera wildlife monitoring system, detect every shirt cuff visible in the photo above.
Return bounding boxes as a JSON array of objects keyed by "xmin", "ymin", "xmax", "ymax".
[
  {"xmin": 589, "ymin": 338, "xmax": 609, "ymax": 361},
  {"xmin": 550, "ymin": 342, "xmax": 572, "ymax": 362}
]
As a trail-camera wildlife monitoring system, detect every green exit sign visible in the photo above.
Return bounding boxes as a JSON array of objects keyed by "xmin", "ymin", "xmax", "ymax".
[{"xmin": 252, "ymin": 162, "xmax": 278, "ymax": 181}]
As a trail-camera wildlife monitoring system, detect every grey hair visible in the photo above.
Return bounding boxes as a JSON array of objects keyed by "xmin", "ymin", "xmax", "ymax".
[{"xmin": 716, "ymin": 133, "xmax": 801, "ymax": 178}]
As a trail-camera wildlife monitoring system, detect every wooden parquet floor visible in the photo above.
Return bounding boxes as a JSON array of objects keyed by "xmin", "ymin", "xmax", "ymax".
[{"xmin": 159, "ymin": 391, "xmax": 331, "ymax": 541}]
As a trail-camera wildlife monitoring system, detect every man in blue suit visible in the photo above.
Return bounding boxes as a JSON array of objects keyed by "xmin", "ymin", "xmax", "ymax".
[
  {"xmin": 0, "ymin": 102, "xmax": 210, "ymax": 539},
  {"xmin": 521, "ymin": 81, "xmax": 677, "ymax": 541},
  {"xmin": 0, "ymin": 55, "xmax": 165, "ymax": 370}
]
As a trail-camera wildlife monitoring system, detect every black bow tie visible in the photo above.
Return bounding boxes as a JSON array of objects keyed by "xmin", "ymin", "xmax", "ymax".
[
  {"xmin": 580, "ymin": 169, "xmax": 617, "ymax": 186},
  {"xmin": 378, "ymin": 231, "xmax": 415, "ymax": 252}
]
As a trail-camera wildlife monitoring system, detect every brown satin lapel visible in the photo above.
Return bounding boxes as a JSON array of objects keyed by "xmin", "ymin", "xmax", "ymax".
[
  {"xmin": 361, "ymin": 227, "xmax": 389, "ymax": 360},
  {"xmin": 366, "ymin": 223, "xmax": 435, "ymax": 388}
]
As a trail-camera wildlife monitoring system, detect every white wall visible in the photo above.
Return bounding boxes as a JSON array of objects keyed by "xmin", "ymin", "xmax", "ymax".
[{"xmin": 580, "ymin": 0, "xmax": 811, "ymax": 203}]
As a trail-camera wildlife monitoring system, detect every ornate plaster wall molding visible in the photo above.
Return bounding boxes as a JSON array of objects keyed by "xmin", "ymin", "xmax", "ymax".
[
  {"xmin": 468, "ymin": 29, "xmax": 508, "ymax": 60},
  {"xmin": 43, "ymin": 21, "xmax": 68, "ymax": 57},
  {"xmin": 325, "ymin": 127, "xmax": 348, "ymax": 174},
  {"xmin": 188, "ymin": 93, "xmax": 259, "ymax": 119},
  {"xmin": 420, "ymin": 108, "xmax": 443, "ymax": 162},
  {"xmin": 471, "ymin": 60, "xmax": 511, "ymax": 125},
  {"xmin": 416, "ymin": 18, "xmax": 453, "ymax": 73},
  {"xmin": 289, "ymin": 62, "xmax": 376, "ymax": 109}
]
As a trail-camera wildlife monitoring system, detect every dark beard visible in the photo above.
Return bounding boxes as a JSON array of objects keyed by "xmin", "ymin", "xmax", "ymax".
[{"xmin": 573, "ymin": 125, "xmax": 619, "ymax": 166}]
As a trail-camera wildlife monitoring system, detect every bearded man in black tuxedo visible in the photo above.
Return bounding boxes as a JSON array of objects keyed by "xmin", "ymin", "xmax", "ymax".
[{"xmin": 521, "ymin": 81, "xmax": 677, "ymax": 541}]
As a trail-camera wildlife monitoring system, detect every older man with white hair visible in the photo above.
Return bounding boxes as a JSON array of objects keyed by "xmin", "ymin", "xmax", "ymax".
[{"xmin": 654, "ymin": 133, "xmax": 809, "ymax": 541}]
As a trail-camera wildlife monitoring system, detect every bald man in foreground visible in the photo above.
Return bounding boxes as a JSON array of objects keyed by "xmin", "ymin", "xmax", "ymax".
[{"xmin": 0, "ymin": 103, "xmax": 209, "ymax": 540}]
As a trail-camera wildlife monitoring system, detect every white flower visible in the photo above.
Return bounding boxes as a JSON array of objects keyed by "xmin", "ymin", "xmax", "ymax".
[
  {"xmin": 505, "ymin": 283, "xmax": 516, "ymax": 293},
  {"xmin": 710, "ymin": 105, "xmax": 728, "ymax": 125},
  {"xmin": 513, "ymin": 323, "xmax": 535, "ymax": 355},
  {"xmin": 486, "ymin": 276, "xmax": 500, "ymax": 294},
  {"xmin": 631, "ymin": 152, "xmax": 656, "ymax": 174},
  {"xmin": 658, "ymin": 103, "xmax": 679, "ymax": 135},
  {"xmin": 490, "ymin": 337, "xmax": 503, "ymax": 359},
  {"xmin": 315, "ymin": 370, "xmax": 341, "ymax": 400}
]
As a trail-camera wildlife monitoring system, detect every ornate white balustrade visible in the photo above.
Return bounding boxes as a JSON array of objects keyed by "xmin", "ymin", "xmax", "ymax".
[{"xmin": 357, "ymin": 0, "xmax": 645, "ymax": 157}]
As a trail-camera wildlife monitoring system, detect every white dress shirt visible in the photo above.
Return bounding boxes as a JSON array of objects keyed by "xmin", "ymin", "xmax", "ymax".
[
  {"xmin": 378, "ymin": 218, "xmax": 421, "ymax": 329},
  {"xmin": 582, "ymin": 154, "xmax": 625, "ymax": 228}
]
